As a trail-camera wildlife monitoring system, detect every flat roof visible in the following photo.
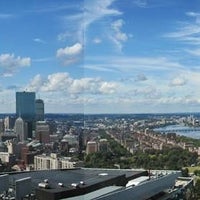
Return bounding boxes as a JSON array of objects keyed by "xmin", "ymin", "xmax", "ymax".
[
  {"xmin": 64, "ymin": 186, "xmax": 123, "ymax": 200},
  {"xmin": 5, "ymin": 168, "xmax": 147, "ymax": 190}
]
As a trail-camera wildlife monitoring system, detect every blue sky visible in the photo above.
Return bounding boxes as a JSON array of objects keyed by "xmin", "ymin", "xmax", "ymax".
[{"xmin": 1, "ymin": 0, "xmax": 200, "ymax": 113}]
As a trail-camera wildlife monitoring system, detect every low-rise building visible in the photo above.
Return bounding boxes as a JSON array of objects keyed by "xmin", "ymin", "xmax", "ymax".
[
  {"xmin": 0, "ymin": 152, "xmax": 16, "ymax": 165},
  {"xmin": 34, "ymin": 153, "xmax": 83, "ymax": 170}
]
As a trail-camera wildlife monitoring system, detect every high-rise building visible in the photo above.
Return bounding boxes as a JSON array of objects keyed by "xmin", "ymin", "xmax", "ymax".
[
  {"xmin": 35, "ymin": 99, "xmax": 44, "ymax": 121},
  {"xmin": 14, "ymin": 117, "xmax": 28, "ymax": 142},
  {"xmin": 16, "ymin": 91, "xmax": 36, "ymax": 121},
  {"xmin": 35, "ymin": 121, "xmax": 50, "ymax": 143},
  {"xmin": 16, "ymin": 91, "xmax": 36, "ymax": 138},
  {"xmin": 4, "ymin": 116, "xmax": 16, "ymax": 130}
]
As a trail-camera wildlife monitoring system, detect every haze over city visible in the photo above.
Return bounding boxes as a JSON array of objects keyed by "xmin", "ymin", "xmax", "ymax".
[{"xmin": 0, "ymin": 0, "xmax": 200, "ymax": 114}]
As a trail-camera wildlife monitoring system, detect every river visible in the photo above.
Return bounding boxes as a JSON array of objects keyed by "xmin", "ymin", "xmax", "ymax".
[{"xmin": 154, "ymin": 124, "xmax": 200, "ymax": 139}]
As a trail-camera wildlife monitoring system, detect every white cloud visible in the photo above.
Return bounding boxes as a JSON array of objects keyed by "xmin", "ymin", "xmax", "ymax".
[
  {"xmin": 110, "ymin": 19, "xmax": 128, "ymax": 50},
  {"xmin": 25, "ymin": 73, "xmax": 71, "ymax": 92},
  {"xmin": 169, "ymin": 77, "xmax": 187, "ymax": 87},
  {"xmin": 26, "ymin": 72, "xmax": 119, "ymax": 96},
  {"xmin": 70, "ymin": 78, "xmax": 99, "ymax": 94},
  {"xmin": 93, "ymin": 38, "xmax": 102, "ymax": 44},
  {"xmin": 185, "ymin": 48, "xmax": 200, "ymax": 56},
  {"xmin": 26, "ymin": 74, "xmax": 44, "ymax": 92},
  {"xmin": 99, "ymin": 82, "xmax": 118, "ymax": 94},
  {"xmin": 56, "ymin": 43, "xmax": 83, "ymax": 66},
  {"xmin": 86, "ymin": 55, "xmax": 184, "ymax": 73},
  {"xmin": 20, "ymin": 67, "xmax": 200, "ymax": 113},
  {"xmin": 165, "ymin": 12, "xmax": 200, "ymax": 45},
  {"xmin": 33, "ymin": 38, "xmax": 46, "ymax": 44},
  {"xmin": 84, "ymin": 0, "xmax": 122, "ymax": 29},
  {"xmin": 0, "ymin": 53, "xmax": 31, "ymax": 76},
  {"xmin": 84, "ymin": 64, "xmax": 119, "ymax": 72},
  {"xmin": 43, "ymin": 73, "xmax": 73, "ymax": 91},
  {"xmin": 185, "ymin": 71, "xmax": 200, "ymax": 86},
  {"xmin": 132, "ymin": 0, "xmax": 147, "ymax": 8},
  {"xmin": 3, "ymin": 73, "xmax": 13, "ymax": 77},
  {"xmin": 57, "ymin": 31, "xmax": 71, "ymax": 41},
  {"xmin": 186, "ymin": 12, "xmax": 200, "ymax": 18},
  {"xmin": 58, "ymin": 0, "xmax": 121, "ymax": 45}
]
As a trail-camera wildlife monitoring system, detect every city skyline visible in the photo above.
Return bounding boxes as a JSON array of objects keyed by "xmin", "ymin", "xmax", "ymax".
[{"xmin": 0, "ymin": 0, "xmax": 200, "ymax": 113}]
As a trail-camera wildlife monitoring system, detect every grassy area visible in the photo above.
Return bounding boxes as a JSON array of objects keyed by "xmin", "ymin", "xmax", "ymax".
[{"xmin": 187, "ymin": 166, "xmax": 200, "ymax": 173}]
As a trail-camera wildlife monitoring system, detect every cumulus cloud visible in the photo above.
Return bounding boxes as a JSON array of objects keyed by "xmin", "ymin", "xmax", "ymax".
[
  {"xmin": 26, "ymin": 72, "xmax": 119, "ymax": 95},
  {"xmin": 26, "ymin": 74, "xmax": 44, "ymax": 92},
  {"xmin": 70, "ymin": 78, "xmax": 99, "ymax": 94},
  {"xmin": 169, "ymin": 77, "xmax": 187, "ymax": 86},
  {"xmin": 0, "ymin": 53, "xmax": 31, "ymax": 76},
  {"xmin": 99, "ymin": 82, "xmax": 118, "ymax": 94},
  {"xmin": 43, "ymin": 73, "xmax": 73, "ymax": 91},
  {"xmin": 56, "ymin": 43, "xmax": 83, "ymax": 66}
]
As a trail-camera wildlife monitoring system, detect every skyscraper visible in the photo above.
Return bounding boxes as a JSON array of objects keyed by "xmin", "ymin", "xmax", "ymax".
[
  {"xmin": 16, "ymin": 91, "xmax": 36, "ymax": 120},
  {"xmin": 14, "ymin": 117, "xmax": 28, "ymax": 142},
  {"xmin": 35, "ymin": 99, "xmax": 44, "ymax": 121},
  {"xmin": 35, "ymin": 121, "xmax": 50, "ymax": 143},
  {"xmin": 16, "ymin": 91, "xmax": 36, "ymax": 138}
]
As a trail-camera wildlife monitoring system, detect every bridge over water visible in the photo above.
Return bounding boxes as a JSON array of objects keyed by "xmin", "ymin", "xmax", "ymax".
[{"xmin": 155, "ymin": 127, "xmax": 200, "ymax": 133}]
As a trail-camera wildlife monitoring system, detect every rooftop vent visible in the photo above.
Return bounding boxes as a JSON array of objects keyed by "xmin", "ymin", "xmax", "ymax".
[
  {"xmin": 71, "ymin": 183, "xmax": 79, "ymax": 188},
  {"xmin": 79, "ymin": 181, "xmax": 85, "ymax": 185},
  {"xmin": 98, "ymin": 173, "xmax": 108, "ymax": 176},
  {"xmin": 43, "ymin": 179, "xmax": 48, "ymax": 183},
  {"xmin": 58, "ymin": 182, "xmax": 64, "ymax": 187},
  {"xmin": 38, "ymin": 182, "xmax": 50, "ymax": 189}
]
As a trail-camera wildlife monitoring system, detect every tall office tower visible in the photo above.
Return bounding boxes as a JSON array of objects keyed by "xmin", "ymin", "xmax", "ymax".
[
  {"xmin": 16, "ymin": 91, "xmax": 36, "ymax": 138},
  {"xmin": 35, "ymin": 99, "xmax": 44, "ymax": 121},
  {"xmin": 14, "ymin": 117, "xmax": 28, "ymax": 142}
]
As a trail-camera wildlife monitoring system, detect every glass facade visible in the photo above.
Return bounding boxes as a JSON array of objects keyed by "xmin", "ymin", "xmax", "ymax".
[{"xmin": 16, "ymin": 91, "xmax": 36, "ymax": 121}]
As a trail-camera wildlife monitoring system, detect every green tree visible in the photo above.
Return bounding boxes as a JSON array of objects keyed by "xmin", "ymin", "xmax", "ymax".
[
  {"xmin": 194, "ymin": 179, "xmax": 200, "ymax": 198},
  {"xmin": 181, "ymin": 168, "xmax": 189, "ymax": 177}
]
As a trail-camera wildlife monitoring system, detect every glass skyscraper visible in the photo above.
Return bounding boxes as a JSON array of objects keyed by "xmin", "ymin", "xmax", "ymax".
[
  {"xmin": 16, "ymin": 91, "xmax": 36, "ymax": 121},
  {"xmin": 16, "ymin": 91, "xmax": 36, "ymax": 138}
]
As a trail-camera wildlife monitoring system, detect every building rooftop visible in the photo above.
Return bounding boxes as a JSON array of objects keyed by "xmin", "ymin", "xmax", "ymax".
[
  {"xmin": 0, "ymin": 168, "xmax": 183, "ymax": 200},
  {"xmin": 1, "ymin": 168, "xmax": 147, "ymax": 200}
]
